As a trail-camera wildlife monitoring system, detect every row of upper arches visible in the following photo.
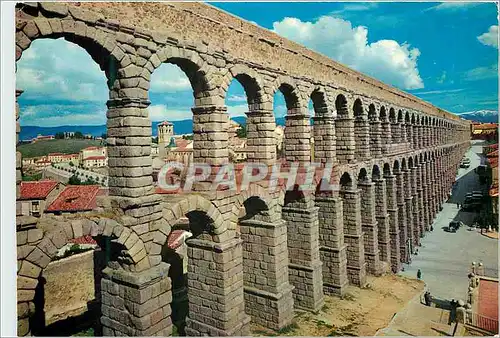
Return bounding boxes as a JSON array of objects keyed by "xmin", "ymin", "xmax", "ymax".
[
  {"xmin": 14, "ymin": 7, "xmax": 469, "ymax": 131},
  {"xmin": 338, "ymin": 145, "xmax": 463, "ymax": 190}
]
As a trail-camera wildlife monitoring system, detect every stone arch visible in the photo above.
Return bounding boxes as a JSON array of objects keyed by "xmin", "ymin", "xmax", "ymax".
[
  {"xmin": 159, "ymin": 195, "xmax": 227, "ymax": 242},
  {"xmin": 270, "ymin": 76, "xmax": 304, "ymax": 110},
  {"xmin": 397, "ymin": 110, "xmax": 404, "ymax": 123},
  {"xmin": 380, "ymin": 106, "xmax": 388, "ymax": 121},
  {"xmin": 411, "ymin": 113, "xmax": 416, "ymax": 125},
  {"xmin": 335, "ymin": 93, "xmax": 350, "ymax": 118},
  {"xmin": 353, "ymin": 98, "xmax": 365, "ymax": 120},
  {"xmin": 368, "ymin": 103, "xmax": 377, "ymax": 121},
  {"xmin": 339, "ymin": 172, "xmax": 354, "ymax": 189},
  {"xmin": 358, "ymin": 167, "xmax": 369, "ymax": 182},
  {"xmin": 228, "ymin": 184, "xmax": 279, "ymax": 228},
  {"xmin": 149, "ymin": 45, "xmax": 214, "ymax": 104},
  {"xmin": 383, "ymin": 162, "xmax": 392, "ymax": 177},
  {"xmin": 222, "ymin": 64, "xmax": 266, "ymax": 109},
  {"xmin": 17, "ymin": 217, "xmax": 143, "ymax": 335},
  {"xmin": 15, "ymin": 4, "xmax": 128, "ymax": 89},
  {"xmin": 389, "ymin": 108, "xmax": 397, "ymax": 123},
  {"xmin": 405, "ymin": 111, "xmax": 411, "ymax": 124},
  {"xmin": 408, "ymin": 156, "xmax": 414, "ymax": 168},
  {"xmin": 310, "ymin": 87, "xmax": 330, "ymax": 117},
  {"xmin": 372, "ymin": 164, "xmax": 381, "ymax": 180},
  {"xmin": 401, "ymin": 157, "xmax": 407, "ymax": 170},
  {"xmin": 393, "ymin": 159, "xmax": 401, "ymax": 173}
]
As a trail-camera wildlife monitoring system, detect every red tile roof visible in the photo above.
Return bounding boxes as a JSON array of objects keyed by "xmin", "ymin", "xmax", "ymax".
[
  {"xmin": 46, "ymin": 185, "xmax": 101, "ymax": 212},
  {"xmin": 486, "ymin": 150, "xmax": 498, "ymax": 158},
  {"xmin": 474, "ymin": 123, "xmax": 498, "ymax": 130},
  {"xmin": 20, "ymin": 180, "xmax": 58, "ymax": 200},
  {"xmin": 83, "ymin": 146, "xmax": 101, "ymax": 151},
  {"xmin": 158, "ymin": 120, "xmax": 173, "ymax": 126},
  {"xmin": 488, "ymin": 157, "xmax": 498, "ymax": 168},
  {"xmin": 478, "ymin": 279, "xmax": 498, "ymax": 321},
  {"xmin": 167, "ymin": 229, "xmax": 189, "ymax": 249},
  {"xmin": 69, "ymin": 235, "xmax": 97, "ymax": 245}
]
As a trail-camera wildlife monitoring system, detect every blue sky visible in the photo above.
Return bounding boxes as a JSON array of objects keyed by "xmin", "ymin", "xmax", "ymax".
[{"xmin": 16, "ymin": 2, "xmax": 498, "ymax": 126}]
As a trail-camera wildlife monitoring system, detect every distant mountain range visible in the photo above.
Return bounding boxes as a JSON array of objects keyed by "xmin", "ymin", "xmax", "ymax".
[
  {"xmin": 20, "ymin": 110, "xmax": 497, "ymax": 141},
  {"xmin": 20, "ymin": 116, "xmax": 288, "ymax": 141},
  {"xmin": 457, "ymin": 110, "xmax": 498, "ymax": 124}
]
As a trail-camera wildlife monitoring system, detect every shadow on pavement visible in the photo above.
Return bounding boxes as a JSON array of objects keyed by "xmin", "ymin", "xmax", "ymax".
[{"xmin": 431, "ymin": 297, "xmax": 452, "ymax": 311}]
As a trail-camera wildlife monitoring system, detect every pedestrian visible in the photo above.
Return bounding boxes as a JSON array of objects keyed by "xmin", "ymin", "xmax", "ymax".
[
  {"xmin": 426, "ymin": 291, "xmax": 433, "ymax": 307},
  {"xmin": 424, "ymin": 291, "xmax": 431, "ymax": 306},
  {"xmin": 457, "ymin": 202, "xmax": 460, "ymax": 208},
  {"xmin": 417, "ymin": 269, "xmax": 422, "ymax": 280},
  {"xmin": 431, "ymin": 225, "xmax": 434, "ymax": 231}
]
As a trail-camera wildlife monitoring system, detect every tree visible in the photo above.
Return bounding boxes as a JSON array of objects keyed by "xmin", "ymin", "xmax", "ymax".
[
  {"xmin": 101, "ymin": 133, "xmax": 107, "ymax": 139},
  {"xmin": 74, "ymin": 131, "xmax": 84, "ymax": 139},
  {"xmin": 55, "ymin": 132, "xmax": 65, "ymax": 139},
  {"xmin": 236, "ymin": 126, "xmax": 247, "ymax": 138},
  {"xmin": 69, "ymin": 161, "xmax": 74, "ymax": 167},
  {"xmin": 68, "ymin": 174, "xmax": 82, "ymax": 185}
]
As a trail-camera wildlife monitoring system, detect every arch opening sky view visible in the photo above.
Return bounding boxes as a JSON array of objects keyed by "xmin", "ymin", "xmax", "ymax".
[{"xmin": 16, "ymin": 1, "xmax": 498, "ymax": 127}]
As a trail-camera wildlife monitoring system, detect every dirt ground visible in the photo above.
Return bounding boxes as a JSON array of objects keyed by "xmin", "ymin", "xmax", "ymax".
[{"xmin": 251, "ymin": 274, "xmax": 425, "ymax": 337}]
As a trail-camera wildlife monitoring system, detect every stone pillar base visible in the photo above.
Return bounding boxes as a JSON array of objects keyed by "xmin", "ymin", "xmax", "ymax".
[
  {"xmin": 244, "ymin": 284, "xmax": 295, "ymax": 330},
  {"xmin": 288, "ymin": 261, "xmax": 325, "ymax": 311},
  {"xmin": 101, "ymin": 263, "xmax": 173, "ymax": 337},
  {"xmin": 345, "ymin": 234, "xmax": 367, "ymax": 286},
  {"xmin": 320, "ymin": 245, "xmax": 348, "ymax": 296},
  {"xmin": 186, "ymin": 238, "xmax": 249, "ymax": 336},
  {"xmin": 362, "ymin": 223, "xmax": 381, "ymax": 275},
  {"xmin": 185, "ymin": 315, "xmax": 251, "ymax": 337}
]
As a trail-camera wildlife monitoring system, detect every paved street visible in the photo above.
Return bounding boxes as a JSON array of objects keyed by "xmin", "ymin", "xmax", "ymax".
[{"xmin": 399, "ymin": 140, "xmax": 498, "ymax": 302}]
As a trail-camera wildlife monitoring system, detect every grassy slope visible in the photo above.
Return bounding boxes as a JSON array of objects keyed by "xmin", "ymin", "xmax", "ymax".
[{"xmin": 17, "ymin": 139, "xmax": 103, "ymax": 158}]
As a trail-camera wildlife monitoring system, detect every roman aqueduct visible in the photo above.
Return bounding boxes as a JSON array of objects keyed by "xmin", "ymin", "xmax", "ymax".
[{"xmin": 15, "ymin": 2, "xmax": 470, "ymax": 336}]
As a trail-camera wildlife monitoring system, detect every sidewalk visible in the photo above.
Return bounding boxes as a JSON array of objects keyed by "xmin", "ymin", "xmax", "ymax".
[{"xmin": 376, "ymin": 288, "xmax": 456, "ymax": 336}]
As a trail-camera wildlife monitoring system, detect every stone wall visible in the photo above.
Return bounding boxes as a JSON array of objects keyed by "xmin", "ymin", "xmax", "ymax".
[{"xmin": 42, "ymin": 249, "xmax": 105, "ymax": 325}]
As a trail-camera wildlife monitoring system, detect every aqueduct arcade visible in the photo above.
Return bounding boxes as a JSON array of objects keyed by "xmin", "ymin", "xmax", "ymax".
[{"xmin": 15, "ymin": 2, "xmax": 471, "ymax": 336}]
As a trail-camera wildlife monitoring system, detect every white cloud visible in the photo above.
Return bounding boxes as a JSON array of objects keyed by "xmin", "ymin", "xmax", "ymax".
[
  {"xmin": 20, "ymin": 104, "xmax": 107, "ymax": 127},
  {"xmin": 149, "ymin": 104, "xmax": 192, "ymax": 121},
  {"xmin": 149, "ymin": 103, "xmax": 250, "ymax": 121},
  {"xmin": 330, "ymin": 3, "xmax": 379, "ymax": 15},
  {"xmin": 426, "ymin": 2, "xmax": 484, "ymax": 11},
  {"xmin": 272, "ymin": 16, "xmax": 424, "ymax": 90},
  {"xmin": 274, "ymin": 104, "xmax": 288, "ymax": 118},
  {"xmin": 16, "ymin": 38, "xmax": 108, "ymax": 103},
  {"xmin": 464, "ymin": 64, "xmax": 498, "ymax": 81},
  {"xmin": 478, "ymin": 25, "xmax": 498, "ymax": 48},
  {"xmin": 150, "ymin": 64, "xmax": 192, "ymax": 92},
  {"xmin": 227, "ymin": 94, "xmax": 248, "ymax": 103},
  {"xmin": 226, "ymin": 104, "xmax": 248, "ymax": 118},
  {"xmin": 412, "ymin": 88, "xmax": 464, "ymax": 95}
]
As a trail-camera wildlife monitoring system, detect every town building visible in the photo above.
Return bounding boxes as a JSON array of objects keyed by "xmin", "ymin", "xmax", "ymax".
[
  {"xmin": 18, "ymin": 180, "xmax": 62, "ymax": 217},
  {"xmin": 31, "ymin": 134, "xmax": 55, "ymax": 143},
  {"xmin": 79, "ymin": 146, "xmax": 107, "ymax": 168},
  {"xmin": 471, "ymin": 123, "xmax": 498, "ymax": 140},
  {"xmin": 158, "ymin": 120, "xmax": 174, "ymax": 158},
  {"xmin": 82, "ymin": 155, "xmax": 108, "ymax": 169}
]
